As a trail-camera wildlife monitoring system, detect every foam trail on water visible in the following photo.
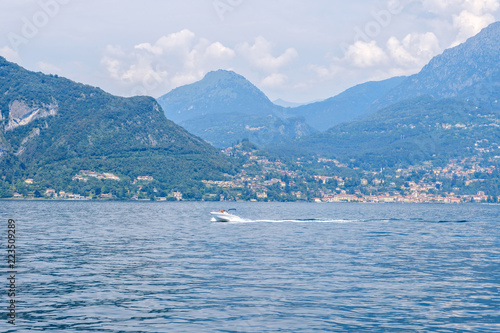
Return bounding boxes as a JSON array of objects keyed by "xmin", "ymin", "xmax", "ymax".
[{"xmin": 224, "ymin": 218, "xmax": 360, "ymax": 224}]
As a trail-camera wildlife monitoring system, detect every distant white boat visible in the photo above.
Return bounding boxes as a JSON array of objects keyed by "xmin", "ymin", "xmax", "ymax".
[{"xmin": 210, "ymin": 209, "xmax": 240, "ymax": 222}]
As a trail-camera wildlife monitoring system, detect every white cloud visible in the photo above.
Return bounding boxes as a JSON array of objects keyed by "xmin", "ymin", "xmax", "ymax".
[
  {"xmin": 101, "ymin": 45, "xmax": 170, "ymax": 96},
  {"xmin": 36, "ymin": 61, "xmax": 63, "ymax": 75},
  {"xmin": 204, "ymin": 41, "xmax": 235, "ymax": 59},
  {"xmin": 307, "ymin": 30, "xmax": 441, "ymax": 96},
  {"xmin": 261, "ymin": 73, "xmax": 288, "ymax": 89},
  {"xmin": 135, "ymin": 29, "xmax": 196, "ymax": 56},
  {"xmin": 452, "ymin": 9, "xmax": 496, "ymax": 44},
  {"xmin": 387, "ymin": 32, "xmax": 440, "ymax": 69},
  {"xmin": 303, "ymin": 0, "xmax": 498, "ymax": 100},
  {"xmin": 0, "ymin": 46, "xmax": 20, "ymax": 63},
  {"xmin": 308, "ymin": 64, "xmax": 337, "ymax": 80},
  {"xmin": 100, "ymin": 30, "xmax": 305, "ymax": 98},
  {"xmin": 237, "ymin": 36, "xmax": 298, "ymax": 72},
  {"xmin": 101, "ymin": 46, "xmax": 126, "ymax": 80},
  {"xmin": 420, "ymin": 0, "xmax": 499, "ymax": 46},
  {"xmin": 421, "ymin": 0, "xmax": 463, "ymax": 12},
  {"xmin": 134, "ymin": 43, "xmax": 163, "ymax": 56},
  {"xmin": 344, "ymin": 41, "xmax": 388, "ymax": 68},
  {"xmin": 101, "ymin": 30, "xmax": 236, "ymax": 96},
  {"xmin": 465, "ymin": 0, "xmax": 500, "ymax": 14},
  {"xmin": 170, "ymin": 72, "xmax": 203, "ymax": 88}
]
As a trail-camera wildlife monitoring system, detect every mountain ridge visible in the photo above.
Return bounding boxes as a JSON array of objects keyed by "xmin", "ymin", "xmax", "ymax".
[
  {"xmin": 0, "ymin": 56, "xmax": 234, "ymax": 197},
  {"xmin": 373, "ymin": 22, "xmax": 500, "ymax": 110},
  {"xmin": 157, "ymin": 69, "xmax": 314, "ymax": 148},
  {"xmin": 268, "ymin": 22, "xmax": 500, "ymax": 170},
  {"xmin": 286, "ymin": 76, "xmax": 407, "ymax": 131},
  {"xmin": 158, "ymin": 70, "xmax": 277, "ymax": 123}
]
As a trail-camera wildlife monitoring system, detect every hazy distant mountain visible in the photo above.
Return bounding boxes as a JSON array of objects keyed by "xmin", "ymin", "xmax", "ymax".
[
  {"xmin": 272, "ymin": 22, "xmax": 500, "ymax": 168},
  {"xmin": 277, "ymin": 96, "xmax": 500, "ymax": 168},
  {"xmin": 157, "ymin": 70, "xmax": 314, "ymax": 148},
  {"xmin": 158, "ymin": 70, "xmax": 278, "ymax": 123},
  {"xmin": 286, "ymin": 76, "xmax": 406, "ymax": 131},
  {"xmin": 273, "ymin": 98, "xmax": 308, "ymax": 108},
  {"xmin": 289, "ymin": 22, "xmax": 499, "ymax": 132},
  {"xmin": 373, "ymin": 21, "xmax": 500, "ymax": 110},
  {"xmin": 0, "ymin": 56, "xmax": 233, "ymax": 192}
]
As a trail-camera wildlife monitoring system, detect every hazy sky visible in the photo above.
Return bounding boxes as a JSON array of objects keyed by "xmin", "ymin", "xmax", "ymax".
[{"xmin": 1, "ymin": 0, "xmax": 499, "ymax": 103}]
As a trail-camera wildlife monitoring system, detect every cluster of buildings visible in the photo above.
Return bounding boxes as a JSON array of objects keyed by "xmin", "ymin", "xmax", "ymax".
[
  {"xmin": 211, "ymin": 145, "xmax": 498, "ymax": 203},
  {"xmin": 42, "ymin": 189, "xmax": 89, "ymax": 200},
  {"xmin": 8, "ymin": 149, "xmax": 499, "ymax": 203},
  {"xmin": 11, "ymin": 171, "xmax": 162, "ymax": 200},
  {"xmin": 72, "ymin": 171, "xmax": 156, "ymax": 183},
  {"xmin": 72, "ymin": 170, "xmax": 121, "ymax": 181},
  {"xmin": 395, "ymin": 158, "xmax": 496, "ymax": 180},
  {"xmin": 316, "ymin": 191, "xmax": 490, "ymax": 204}
]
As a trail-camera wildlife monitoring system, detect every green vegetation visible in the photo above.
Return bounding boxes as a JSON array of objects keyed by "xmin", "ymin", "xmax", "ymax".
[
  {"xmin": 273, "ymin": 96, "xmax": 500, "ymax": 170},
  {"xmin": 198, "ymin": 139, "xmax": 500, "ymax": 203},
  {"xmin": 0, "ymin": 56, "xmax": 235, "ymax": 199},
  {"xmin": 1, "ymin": 22, "xmax": 499, "ymax": 202}
]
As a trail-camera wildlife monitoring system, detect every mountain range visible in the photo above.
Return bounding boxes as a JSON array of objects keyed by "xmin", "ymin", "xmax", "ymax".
[
  {"xmin": 157, "ymin": 70, "xmax": 407, "ymax": 145},
  {"xmin": 284, "ymin": 76, "xmax": 406, "ymax": 131},
  {"xmin": 158, "ymin": 22, "xmax": 499, "ymax": 152},
  {"xmin": 373, "ymin": 21, "xmax": 500, "ymax": 110},
  {"xmin": 156, "ymin": 22, "xmax": 499, "ymax": 170},
  {"xmin": 0, "ymin": 56, "xmax": 233, "ymax": 195},
  {"xmin": 157, "ymin": 70, "xmax": 314, "ymax": 148},
  {"xmin": 277, "ymin": 22, "xmax": 500, "ymax": 168},
  {"xmin": 1, "ymin": 22, "xmax": 498, "ymax": 199},
  {"xmin": 280, "ymin": 96, "xmax": 499, "ymax": 168}
]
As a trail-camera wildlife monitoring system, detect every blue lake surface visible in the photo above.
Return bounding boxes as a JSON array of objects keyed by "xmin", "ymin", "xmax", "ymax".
[{"xmin": 1, "ymin": 201, "xmax": 499, "ymax": 332}]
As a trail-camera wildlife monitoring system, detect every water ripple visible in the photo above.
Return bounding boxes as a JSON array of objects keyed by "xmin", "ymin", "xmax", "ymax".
[{"xmin": 1, "ymin": 201, "xmax": 498, "ymax": 332}]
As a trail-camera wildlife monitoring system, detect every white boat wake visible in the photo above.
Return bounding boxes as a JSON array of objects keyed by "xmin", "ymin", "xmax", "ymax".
[
  {"xmin": 210, "ymin": 209, "xmax": 361, "ymax": 224},
  {"xmin": 212, "ymin": 217, "xmax": 359, "ymax": 224},
  {"xmin": 254, "ymin": 218, "xmax": 359, "ymax": 223}
]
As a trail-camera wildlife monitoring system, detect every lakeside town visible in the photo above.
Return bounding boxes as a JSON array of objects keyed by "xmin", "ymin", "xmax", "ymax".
[
  {"xmin": 203, "ymin": 143, "xmax": 499, "ymax": 204},
  {"xmin": 7, "ymin": 142, "xmax": 499, "ymax": 204}
]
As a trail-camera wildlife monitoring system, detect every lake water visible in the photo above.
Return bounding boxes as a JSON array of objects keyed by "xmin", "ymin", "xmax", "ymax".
[{"xmin": 1, "ymin": 201, "xmax": 499, "ymax": 332}]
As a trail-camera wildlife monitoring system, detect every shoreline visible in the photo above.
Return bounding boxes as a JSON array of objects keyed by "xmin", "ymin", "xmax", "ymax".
[{"xmin": 1, "ymin": 197, "xmax": 498, "ymax": 205}]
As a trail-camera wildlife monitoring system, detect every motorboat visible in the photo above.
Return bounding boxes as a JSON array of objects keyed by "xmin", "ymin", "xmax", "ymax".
[{"xmin": 210, "ymin": 208, "xmax": 240, "ymax": 222}]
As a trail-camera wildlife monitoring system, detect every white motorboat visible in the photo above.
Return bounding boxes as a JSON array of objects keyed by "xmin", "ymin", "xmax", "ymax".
[{"xmin": 210, "ymin": 209, "xmax": 240, "ymax": 222}]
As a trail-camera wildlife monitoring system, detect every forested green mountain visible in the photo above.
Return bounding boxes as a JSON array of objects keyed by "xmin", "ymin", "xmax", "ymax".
[
  {"xmin": 157, "ymin": 70, "xmax": 314, "ymax": 148},
  {"xmin": 0, "ymin": 56, "xmax": 234, "ymax": 197},
  {"xmin": 277, "ymin": 96, "xmax": 499, "ymax": 168},
  {"xmin": 271, "ymin": 22, "xmax": 500, "ymax": 170},
  {"xmin": 2, "ymin": 22, "xmax": 498, "ymax": 200},
  {"xmin": 285, "ymin": 76, "xmax": 406, "ymax": 131}
]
